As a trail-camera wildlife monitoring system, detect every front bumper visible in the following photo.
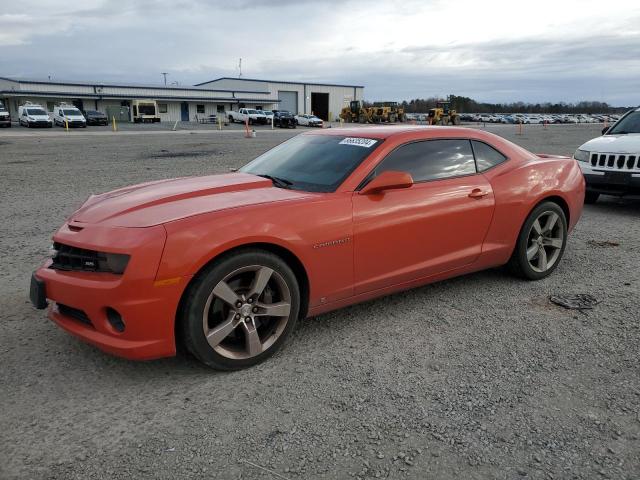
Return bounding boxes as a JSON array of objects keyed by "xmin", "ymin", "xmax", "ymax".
[
  {"xmin": 277, "ymin": 118, "xmax": 295, "ymax": 127},
  {"xmin": 29, "ymin": 121, "xmax": 53, "ymax": 127},
  {"xmin": 30, "ymin": 223, "xmax": 187, "ymax": 360},
  {"xmin": 581, "ymin": 163, "xmax": 640, "ymax": 197}
]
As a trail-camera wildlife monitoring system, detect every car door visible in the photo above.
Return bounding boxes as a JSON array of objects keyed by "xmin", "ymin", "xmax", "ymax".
[{"xmin": 352, "ymin": 138, "xmax": 495, "ymax": 295}]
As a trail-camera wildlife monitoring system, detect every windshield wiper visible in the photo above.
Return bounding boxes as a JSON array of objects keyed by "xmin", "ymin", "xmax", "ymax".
[{"xmin": 256, "ymin": 174, "xmax": 293, "ymax": 189}]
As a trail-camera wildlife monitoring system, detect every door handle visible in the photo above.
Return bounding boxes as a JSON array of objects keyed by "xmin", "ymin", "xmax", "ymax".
[{"xmin": 468, "ymin": 188, "xmax": 489, "ymax": 199}]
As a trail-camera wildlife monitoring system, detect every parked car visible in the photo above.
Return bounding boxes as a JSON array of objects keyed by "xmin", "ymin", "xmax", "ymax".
[
  {"xmin": 0, "ymin": 101, "xmax": 11, "ymax": 127},
  {"xmin": 228, "ymin": 108, "xmax": 266, "ymax": 125},
  {"xmin": 53, "ymin": 104, "xmax": 86, "ymax": 128},
  {"xmin": 18, "ymin": 103, "xmax": 53, "ymax": 128},
  {"xmin": 295, "ymin": 114, "xmax": 323, "ymax": 127},
  {"xmin": 257, "ymin": 110, "xmax": 273, "ymax": 124},
  {"xmin": 573, "ymin": 107, "xmax": 640, "ymax": 203},
  {"xmin": 272, "ymin": 110, "xmax": 296, "ymax": 128},
  {"xmin": 83, "ymin": 110, "xmax": 109, "ymax": 126},
  {"xmin": 30, "ymin": 126, "xmax": 585, "ymax": 370}
]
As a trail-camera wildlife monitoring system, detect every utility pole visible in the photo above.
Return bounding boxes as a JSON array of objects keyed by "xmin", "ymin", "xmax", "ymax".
[
  {"xmin": 161, "ymin": 72, "xmax": 168, "ymax": 85},
  {"xmin": 238, "ymin": 58, "xmax": 242, "ymax": 78}
]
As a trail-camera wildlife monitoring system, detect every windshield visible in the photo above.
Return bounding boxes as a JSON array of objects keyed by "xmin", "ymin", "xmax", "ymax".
[
  {"xmin": 138, "ymin": 104, "xmax": 156, "ymax": 115},
  {"xmin": 0, "ymin": 105, "xmax": 6, "ymax": 112},
  {"xmin": 240, "ymin": 135, "xmax": 382, "ymax": 193},
  {"xmin": 607, "ymin": 110, "xmax": 640, "ymax": 134},
  {"xmin": 247, "ymin": 109, "xmax": 260, "ymax": 114},
  {"xmin": 63, "ymin": 109, "xmax": 81, "ymax": 115},
  {"xmin": 27, "ymin": 108, "xmax": 48, "ymax": 115}
]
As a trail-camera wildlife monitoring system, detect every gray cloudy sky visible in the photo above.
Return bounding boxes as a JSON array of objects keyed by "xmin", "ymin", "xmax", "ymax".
[{"xmin": 1, "ymin": 0, "xmax": 639, "ymax": 105}]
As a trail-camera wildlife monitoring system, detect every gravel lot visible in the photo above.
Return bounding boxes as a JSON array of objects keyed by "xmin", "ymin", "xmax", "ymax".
[{"xmin": 1, "ymin": 124, "xmax": 638, "ymax": 479}]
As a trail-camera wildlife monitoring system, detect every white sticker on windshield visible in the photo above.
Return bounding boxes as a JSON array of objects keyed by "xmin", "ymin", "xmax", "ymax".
[{"xmin": 339, "ymin": 137, "xmax": 378, "ymax": 148}]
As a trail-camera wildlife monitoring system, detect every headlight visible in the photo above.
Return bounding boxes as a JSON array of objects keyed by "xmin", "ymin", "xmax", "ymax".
[
  {"xmin": 573, "ymin": 149, "xmax": 589, "ymax": 162},
  {"xmin": 98, "ymin": 253, "xmax": 130, "ymax": 274}
]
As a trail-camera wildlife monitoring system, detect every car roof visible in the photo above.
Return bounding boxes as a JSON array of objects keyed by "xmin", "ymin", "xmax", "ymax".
[{"xmin": 304, "ymin": 125, "xmax": 481, "ymax": 140}]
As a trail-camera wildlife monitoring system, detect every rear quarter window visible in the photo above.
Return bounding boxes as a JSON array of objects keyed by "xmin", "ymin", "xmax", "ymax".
[{"xmin": 471, "ymin": 140, "xmax": 508, "ymax": 171}]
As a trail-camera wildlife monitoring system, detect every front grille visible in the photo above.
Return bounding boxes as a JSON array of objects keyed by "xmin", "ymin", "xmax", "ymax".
[
  {"xmin": 590, "ymin": 152, "xmax": 640, "ymax": 171},
  {"xmin": 49, "ymin": 242, "xmax": 128, "ymax": 274},
  {"xmin": 57, "ymin": 303, "xmax": 93, "ymax": 327}
]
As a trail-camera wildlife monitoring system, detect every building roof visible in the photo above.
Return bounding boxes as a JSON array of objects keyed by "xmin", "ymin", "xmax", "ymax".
[
  {"xmin": 0, "ymin": 76, "xmax": 270, "ymax": 95},
  {"xmin": 194, "ymin": 76, "xmax": 364, "ymax": 89}
]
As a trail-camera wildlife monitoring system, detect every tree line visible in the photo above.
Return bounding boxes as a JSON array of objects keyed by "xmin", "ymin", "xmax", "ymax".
[{"xmin": 366, "ymin": 95, "xmax": 631, "ymax": 114}]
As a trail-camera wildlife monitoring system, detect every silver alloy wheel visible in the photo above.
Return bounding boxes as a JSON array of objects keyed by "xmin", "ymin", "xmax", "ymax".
[
  {"xmin": 202, "ymin": 265, "xmax": 291, "ymax": 360},
  {"xmin": 526, "ymin": 211, "xmax": 564, "ymax": 273}
]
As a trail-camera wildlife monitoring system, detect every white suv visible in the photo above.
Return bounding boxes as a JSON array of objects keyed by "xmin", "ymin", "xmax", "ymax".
[{"xmin": 573, "ymin": 107, "xmax": 640, "ymax": 203}]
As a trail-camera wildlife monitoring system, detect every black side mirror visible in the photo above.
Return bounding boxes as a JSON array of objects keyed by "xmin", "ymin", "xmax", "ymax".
[{"xmin": 602, "ymin": 127, "xmax": 609, "ymax": 135}]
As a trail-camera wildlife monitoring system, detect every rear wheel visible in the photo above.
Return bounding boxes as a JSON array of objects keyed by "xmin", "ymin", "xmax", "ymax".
[
  {"xmin": 508, "ymin": 202, "xmax": 567, "ymax": 280},
  {"xmin": 584, "ymin": 191, "xmax": 600, "ymax": 204},
  {"xmin": 180, "ymin": 249, "xmax": 300, "ymax": 370}
]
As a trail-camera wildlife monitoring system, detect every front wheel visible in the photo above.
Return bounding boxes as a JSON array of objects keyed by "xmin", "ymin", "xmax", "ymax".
[
  {"xmin": 180, "ymin": 249, "xmax": 300, "ymax": 370},
  {"xmin": 508, "ymin": 202, "xmax": 567, "ymax": 280}
]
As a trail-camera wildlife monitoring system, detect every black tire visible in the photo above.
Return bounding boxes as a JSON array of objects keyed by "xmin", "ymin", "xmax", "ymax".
[
  {"xmin": 584, "ymin": 191, "xmax": 600, "ymax": 204},
  {"xmin": 180, "ymin": 249, "xmax": 301, "ymax": 370},
  {"xmin": 508, "ymin": 201, "xmax": 567, "ymax": 280},
  {"xmin": 228, "ymin": 115, "xmax": 234, "ymax": 123}
]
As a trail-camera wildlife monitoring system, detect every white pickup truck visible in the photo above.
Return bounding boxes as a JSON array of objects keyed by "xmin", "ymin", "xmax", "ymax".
[{"xmin": 227, "ymin": 108, "xmax": 267, "ymax": 125}]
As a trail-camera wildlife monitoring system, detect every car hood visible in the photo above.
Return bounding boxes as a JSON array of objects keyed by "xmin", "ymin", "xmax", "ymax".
[
  {"xmin": 29, "ymin": 115, "xmax": 51, "ymax": 120},
  {"xmin": 580, "ymin": 134, "xmax": 640, "ymax": 153},
  {"xmin": 71, "ymin": 173, "xmax": 314, "ymax": 228}
]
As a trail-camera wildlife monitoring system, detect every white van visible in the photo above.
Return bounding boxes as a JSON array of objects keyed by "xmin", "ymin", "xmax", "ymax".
[
  {"xmin": 18, "ymin": 102, "xmax": 53, "ymax": 128},
  {"xmin": 0, "ymin": 101, "xmax": 11, "ymax": 127},
  {"xmin": 53, "ymin": 103, "xmax": 87, "ymax": 128}
]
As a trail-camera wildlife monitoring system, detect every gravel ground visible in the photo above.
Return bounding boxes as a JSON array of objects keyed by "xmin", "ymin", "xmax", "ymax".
[{"xmin": 1, "ymin": 124, "xmax": 638, "ymax": 480}]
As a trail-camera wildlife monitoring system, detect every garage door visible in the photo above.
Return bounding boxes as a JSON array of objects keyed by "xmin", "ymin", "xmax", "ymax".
[{"xmin": 278, "ymin": 91, "xmax": 298, "ymax": 113}]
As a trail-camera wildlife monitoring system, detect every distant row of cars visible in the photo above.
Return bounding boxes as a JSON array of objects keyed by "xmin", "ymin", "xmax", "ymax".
[
  {"xmin": 227, "ymin": 108, "xmax": 323, "ymax": 128},
  {"xmin": 459, "ymin": 113, "xmax": 622, "ymax": 124},
  {"xmin": 15, "ymin": 102, "xmax": 109, "ymax": 128}
]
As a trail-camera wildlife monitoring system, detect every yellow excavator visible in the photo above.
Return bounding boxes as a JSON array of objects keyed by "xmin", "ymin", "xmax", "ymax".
[{"xmin": 428, "ymin": 101, "xmax": 460, "ymax": 125}]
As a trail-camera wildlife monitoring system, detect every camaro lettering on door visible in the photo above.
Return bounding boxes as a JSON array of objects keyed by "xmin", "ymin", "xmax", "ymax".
[{"xmin": 313, "ymin": 237, "xmax": 351, "ymax": 249}]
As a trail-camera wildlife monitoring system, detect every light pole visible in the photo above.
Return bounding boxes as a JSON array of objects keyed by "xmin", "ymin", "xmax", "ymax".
[{"xmin": 161, "ymin": 72, "xmax": 168, "ymax": 86}]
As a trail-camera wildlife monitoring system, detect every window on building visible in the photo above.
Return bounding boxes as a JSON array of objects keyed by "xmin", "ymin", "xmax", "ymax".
[
  {"xmin": 373, "ymin": 139, "xmax": 476, "ymax": 183},
  {"xmin": 471, "ymin": 140, "xmax": 507, "ymax": 172},
  {"xmin": 197, "ymin": 104, "xmax": 205, "ymax": 114},
  {"xmin": 46, "ymin": 102, "xmax": 55, "ymax": 112},
  {"xmin": 217, "ymin": 105, "xmax": 225, "ymax": 113},
  {"xmin": 158, "ymin": 103, "xmax": 168, "ymax": 114}
]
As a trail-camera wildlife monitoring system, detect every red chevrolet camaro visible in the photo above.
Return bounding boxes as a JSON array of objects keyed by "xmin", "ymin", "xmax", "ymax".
[{"xmin": 30, "ymin": 126, "xmax": 585, "ymax": 369}]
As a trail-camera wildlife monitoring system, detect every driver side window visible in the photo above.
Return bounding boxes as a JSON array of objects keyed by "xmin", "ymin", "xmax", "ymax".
[{"xmin": 374, "ymin": 139, "xmax": 476, "ymax": 182}]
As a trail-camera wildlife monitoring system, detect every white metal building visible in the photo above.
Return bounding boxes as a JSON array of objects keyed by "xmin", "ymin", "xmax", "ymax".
[
  {"xmin": 195, "ymin": 77, "xmax": 364, "ymax": 121},
  {"xmin": 0, "ymin": 76, "xmax": 364, "ymax": 123}
]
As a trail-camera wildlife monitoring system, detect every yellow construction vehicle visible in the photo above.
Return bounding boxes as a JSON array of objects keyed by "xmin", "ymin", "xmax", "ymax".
[
  {"xmin": 371, "ymin": 102, "xmax": 406, "ymax": 123},
  {"xmin": 427, "ymin": 101, "xmax": 460, "ymax": 125},
  {"xmin": 340, "ymin": 100, "xmax": 406, "ymax": 123},
  {"xmin": 340, "ymin": 100, "xmax": 371, "ymax": 123}
]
